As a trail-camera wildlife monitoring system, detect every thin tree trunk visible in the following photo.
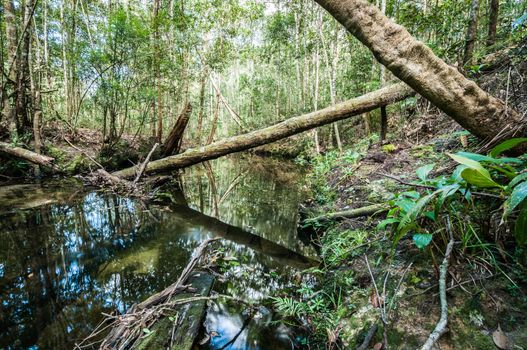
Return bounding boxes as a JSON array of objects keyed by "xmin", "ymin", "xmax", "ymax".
[
  {"xmin": 113, "ymin": 83, "xmax": 414, "ymax": 178},
  {"xmin": 486, "ymin": 0, "xmax": 499, "ymax": 47},
  {"xmin": 153, "ymin": 0, "xmax": 163, "ymax": 143},
  {"xmin": 60, "ymin": 0, "xmax": 71, "ymax": 124},
  {"xmin": 463, "ymin": 0, "xmax": 480, "ymax": 66},
  {"xmin": 2, "ymin": 0, "xmax": 18, "ymax": 137},
  {"xmin": 313, "ymin": 0, "xmax": 524, "ymax": 144},
  {"xmin": 379, "ymin": 0, "xmax": 388, "ymax": 142},
  {"xmin": 197, "ymin": 69, "xmax": 208, "ymax": 145}
]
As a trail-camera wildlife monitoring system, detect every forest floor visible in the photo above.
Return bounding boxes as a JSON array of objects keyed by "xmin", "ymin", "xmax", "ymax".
[
  {"xmin": 294, "ymin": 129, "xmax": 527, "ymax": 349},
  {"xmin": 287, "ymin": 53, "xmax": 527, "ymax": 349}
]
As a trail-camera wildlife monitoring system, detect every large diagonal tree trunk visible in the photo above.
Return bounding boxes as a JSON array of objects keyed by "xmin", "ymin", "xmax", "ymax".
[{"xmin": 313, "ymin": 0, "xmax": 525, "ymax": 144}]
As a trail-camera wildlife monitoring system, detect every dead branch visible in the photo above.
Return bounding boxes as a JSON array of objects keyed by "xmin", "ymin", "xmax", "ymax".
[
  {"xmin": 356, "ymin": 324, "xmax": 378, "ymax": 350},
  {"xmin": 134, "ymin": 143, "xmax": 159, "ymax": 184},
  {"xmin": 96, "ymin": 238, "xmax": 218, "ymax": 349},
  {"xmin": 0, "ymin": 141, "xmax": 56, "ymax": 170},
  {"xmin": 420, "ymin": 217, "xmax": 455, "ymax": 350}
]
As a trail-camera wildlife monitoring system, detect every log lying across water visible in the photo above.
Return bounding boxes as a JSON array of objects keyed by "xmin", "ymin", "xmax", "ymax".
[
  {"xmin": 113, "ymin": 83, "xmax": 415, "ymax": 179},
  {"xmin": 0, "ymin": 141, "xmax": 55, "ymax": 169}
]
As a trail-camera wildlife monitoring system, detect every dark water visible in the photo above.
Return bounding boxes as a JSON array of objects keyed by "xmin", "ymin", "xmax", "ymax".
[{"xmin": 0, "ymin": 155, "xmax": 315, "ymax": 350}]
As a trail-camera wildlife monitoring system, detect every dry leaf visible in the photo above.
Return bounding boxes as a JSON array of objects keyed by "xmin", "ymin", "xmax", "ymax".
[
  {"xmin": 373, "ymin": 342, "xmax": 383, "ymax": 350},
  {"xmin": 493, "ymin": 324, "xmax": 510, "ymax": 350}
]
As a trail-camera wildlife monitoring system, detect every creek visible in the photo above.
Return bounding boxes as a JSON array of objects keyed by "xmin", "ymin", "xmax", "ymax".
[{"xmin": 0, "ymin": 155, "xmax": 316, "ymax": 350}]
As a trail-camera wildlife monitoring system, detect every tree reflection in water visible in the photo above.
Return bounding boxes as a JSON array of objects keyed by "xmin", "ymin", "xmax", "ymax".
[{"xmin": 0, "ymin": 155, "xmax": 312, "ymax": 350}]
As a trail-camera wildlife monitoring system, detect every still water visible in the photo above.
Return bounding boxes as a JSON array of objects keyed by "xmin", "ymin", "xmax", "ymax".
[{"xmin": 0, "ymin": 155, "xmax": 316, "ymax": 350}]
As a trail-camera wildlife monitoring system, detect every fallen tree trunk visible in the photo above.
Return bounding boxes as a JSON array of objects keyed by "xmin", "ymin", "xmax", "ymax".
[
  {"xmin": 310, "ymin": 203, "xmax": 388, "ymax": 222},
  {"xmin": 0, "ymin": 141, "xmax": 55, "ymax": 169},
  {"xmin": 113, "ymin": 83, "xmax": 414, "ymax": 178},
  {"xmin": 313, "ymin": 0, "xmax": 525, "ymax": 144}
]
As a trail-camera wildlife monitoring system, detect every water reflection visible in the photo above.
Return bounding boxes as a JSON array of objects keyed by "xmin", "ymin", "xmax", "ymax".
[{"xmin": 0, "ymin": 155, "xmax": 312, "ymax": 349}]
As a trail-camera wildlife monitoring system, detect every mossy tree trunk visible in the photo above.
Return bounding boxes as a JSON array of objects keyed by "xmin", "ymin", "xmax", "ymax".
[{"xmin": 313, "ymin": 0, "xmax": 525, "ymax": 144}]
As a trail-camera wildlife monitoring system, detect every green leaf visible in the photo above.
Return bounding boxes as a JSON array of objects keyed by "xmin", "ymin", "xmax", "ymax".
[
  {"xmin": 377, "ymin": 218, "xmax": 399, "ymax": 230},
  {"xmin": 461, "ymin": 168, "xmax": 502, "ymax": 188},
  {"xmin": 448, "ymin": 153, "xmax": 486, "ymax": 172},
  {"xmin": 413, "ymin": 234, "xmax": 433, "ymax": 249},
  {"xmin": 416, "ymin": 163, "xmax": 435, "ymax": 182},
  {"xmin": 401, "ymin": 191, "xmax": 420, "ymax": 199},
  {"xmin": 508, "ymin": 172, "xmax": 527, "ymax": 190},
  {"xmin": 515, "ymin": 203, "xmax": 527, "ymax": 246},
  {"xmin": 490, "ymin": 138, "xmax": 527, "ymax": 157},
  {"xmin": 505, "ymin": 181, "xmax": 527, "ymax": 215},
  {"xmin": 451, "ymin": 165, "xmax": 468, "ymax": 181},
  {"xmin": 395, "ymin": 191, "xmax": 439, "ymax": 245},
  {"xmin": 456, "ymin": 151, "xmax": 522, "ymax": 164},
  {"xmin": 448, "ymin": 153, "xmax": 501, "ymax": 188}
]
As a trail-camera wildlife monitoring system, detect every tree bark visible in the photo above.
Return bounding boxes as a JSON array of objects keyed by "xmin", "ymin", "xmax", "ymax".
[
  {"xmin": 313, "ymin": 0, "xmax": 524, "ymax": 144},
  {"xmin": 163, "ymin": 102, "xmax": 192, "ymax": 156},
  {"xmin": 486, "ymin": 0, "xmax": 499, "ymax": 47},
  {"xmin": 0, "ymin": 141, "xmax": 55, "ymax": 168},
  {"xmin": 113, "ymin": 83, "xmax": 414, "ymax": 178},
  {"xmin": 463, "ymin": 0, "xmax": 480, "ymax": 66}
]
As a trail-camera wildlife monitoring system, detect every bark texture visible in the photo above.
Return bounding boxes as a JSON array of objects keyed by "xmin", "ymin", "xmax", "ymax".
[
  {"xmin": 486, "ymin": 0, "xmax": 499, "ymax": 47},
  {"xmin": 163, "ymin": 102, "xmax": 192, "ymax": 156},
  {"xmin": 113, "ymin": 83, "xmax": 414, "ymax": 178},
  {"xmin": 0, "ymin": 141, "xmax": 55, "ymax": 168},
  {"xmin": 463, "ymin": 0, "xmax": 480, "ymax": 66},
  {"xmin": 313, "ymin": 0, "xmax": 525, "ymax": 143}
]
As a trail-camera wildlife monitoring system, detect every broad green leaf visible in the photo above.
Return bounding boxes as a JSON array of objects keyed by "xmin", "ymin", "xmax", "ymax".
[
  {"xmin": 377, "ymin": 218, "xmax": 399, "ymax": 231},
  {"xmin": 461, "ymin": 168, "xmax": 502, "ymax": 188},
  {"xmin": 505, "ymin": 182, "xmax": 527, "ymax": 215},
  {"xmin": 448, "ymin": 153, "xmax": 487, "ymax": 172},
  {"xmin": 397, "ymin": 191, "xmax": 439, "ymax": 236},
  {"xmin": 514, "ymin": 204, "xmax": 527, "ymax": 246},
  {"xmin": 413, "ymin": 234, "xmax": 433, "ymax": 249},
  {"xmin": 401, "ymin": 191, "xmax": 420, "ymax": 199},
  {"xmin": 508, "ymin": 172, "xmax": 527, "ymax": 189},
  {"xmin": 448, "ymin": 153, "xmax": 502, "ymax": 188},
  {"xmin": 416, "ymin": 163, "xmax": 435, "ymax": 182},
  {"xmin": 451, "ymin": 165, "xmax": 468, "ymax": 181},
  {"xmin": 490, "ymin": 138, "xmax": 527, "ymax": 157},
  {"xmin": 394, "ymin": 198, "xmax": 415, "ymax": 213},
  {"xmin": 435, "ymin": 184, "xmax": 461, "ymax": 214},
  {"xmin": 456, "ymin": 151, "xmax": 522, "ymax": 164}
]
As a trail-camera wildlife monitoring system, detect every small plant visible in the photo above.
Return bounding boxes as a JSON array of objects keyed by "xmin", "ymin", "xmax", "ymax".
[{"xmin": 379, "ymin": 138, "xmax": 527, "ymax": 249}]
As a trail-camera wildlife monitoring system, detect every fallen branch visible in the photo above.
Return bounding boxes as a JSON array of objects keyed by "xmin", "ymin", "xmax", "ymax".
[
  {"xmin": 356, "ymin": 324, "xmax": 378, "ymax": 350},
  {"xmin": 420, "ymin": 217, "xmax": 455, "ymax": 350},
  {"xmin": 0, "ymin": 141, "xmax": 56, "ymax": 169},
  {"xmin": 134, "ymin": 143, "xmax": 159, "ymax": 184},
  {"xmin": 310, "ymin": 203, "xmax": 388, "ymax": 222},
  {"xmin": 95, "ymin": 238, "xmax": 218, "ymax": 349},
  {"xmin": 113, "ymin": 83, "xmax": 415, "ymax": 178}
]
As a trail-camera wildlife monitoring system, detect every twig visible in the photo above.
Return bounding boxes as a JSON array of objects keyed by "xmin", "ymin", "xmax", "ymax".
[
  {"xmin": 134, "ymin": 143, "xmax": 158, "ymax": 184},
  {"xmin": 365, "ymin": 255, "xmax": 389, "ymax": 349},
  {"xmin": 420, "ymin": 216, "xmax": 455, "ymax": 350},
  {"xmin": 63, "ymin": 137, "xmax": 104, "ymax": 169},
  {"xmin": 381, "ymin": 173, "xmax": 502, "ymax": 199},
  {"xmin": 356, "ymin": 324, "xmax": 378, "ymax": 350}
]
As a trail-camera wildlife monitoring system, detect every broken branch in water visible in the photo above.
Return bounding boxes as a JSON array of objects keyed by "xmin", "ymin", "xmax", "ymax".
[{"xmin": 79, "ymin": 238, "xmax": 219, "ymax": 350}]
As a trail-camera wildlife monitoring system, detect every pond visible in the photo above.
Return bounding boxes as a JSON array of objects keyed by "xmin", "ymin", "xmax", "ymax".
[{"xmin": 0, "ymin": 155, "xmax": 316, "ymax": 350}]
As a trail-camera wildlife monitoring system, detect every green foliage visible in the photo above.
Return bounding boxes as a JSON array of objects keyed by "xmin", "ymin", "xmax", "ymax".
[{"xmin": 380, "ymin": 138, "xmax": 527, "ymax": 248}]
